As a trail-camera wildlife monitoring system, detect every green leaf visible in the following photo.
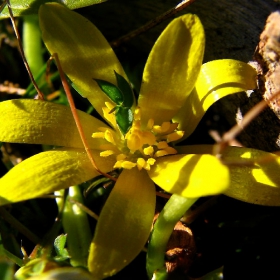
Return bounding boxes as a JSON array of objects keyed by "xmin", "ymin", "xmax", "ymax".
[
  {"xmin": 88, "ymin": 168, "xmax": 156, "ymax": 278},
  {"xmin": 0, "ymin": 0, "xmax": 106, "ymax": 18},
  {"xmin": 54, "ymin": 235, "xmax": 69, "ymax": 260},
  {"xmin": 114, "ymin": 71, "xmax": 134, "ymax": 108},
  {"xmin": 115, "ymin": 107, "xmax": 133, "ymax": 135},
  {"xmin": 94, "ymin": 78, "xmax": 124, "ymax": 105}
]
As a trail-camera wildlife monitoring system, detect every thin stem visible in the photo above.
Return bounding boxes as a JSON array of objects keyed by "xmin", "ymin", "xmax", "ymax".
[
  {"xmin": 6, "ymin": 0, "xmax": 44, "ymax": 100},
  {"xmin": 68, "ymin": 198, "xmax": 99, "ymax": 221},
  {"xmin": 218, "ymin": 90, "xmax": 280, "ymax": 154},
  {"xmin": 50, "ymin": 53, "xmax": 116, "ymax": 182},
  {"xmin": 146, "ymin": 194, "xmax": 198, "ymax": 279},
  {"xmin": 110, "ymin": 0, "xmax": 197, "ymax": 48}
]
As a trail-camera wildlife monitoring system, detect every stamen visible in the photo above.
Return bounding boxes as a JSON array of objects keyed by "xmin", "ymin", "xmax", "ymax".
[
  {"xmin": 100, "ymin": 150, "xmax": 115, "ymax": 157},
  {"xmin": 157, "ymin": 141, "xmax": 168, "ymax": 149},
  {"xmin": 167, "ymin": 131, "xmax": 184, "ymax": 142},
  {"xmin": 155, "ymin": 146, "xmax": 177, "ymax": 157},
  {"xmin": 92, "ymin": 132, "xmax": 105, "ymax": 138},
  {"xmin": 134, "ymin": 107, "xmax": 141, "ymax": 120},
  {"xmin": 147, "ymin": 119, "xmax": 154, "ymax": 130},
  {"xmin": 137, "ymin": 158, "xmax": 146, "ymax": 170},
  {"xmin": 126, "ymin": 133, "xmax": 141, "ymax": 152},
  {"xmin": 102, "ymin": 102, "xmax": 117, "ymax": 127},
  {"xmin": 142, "ymin": 131, "xmax": 156, "ymax": 146},
  {"xmin": 144, "ymin": 146, "xmax": 154, "ymax": 156},
  {"xmin": 104, "ymin": 130, "xmax": 116, "ymax": 144},
  {"xmin": 161, "ymin": 122, "xmax": 171, "ymax": 133},
  {"xmin": 114, "ymin": 159, "xmax": 135, "ymax": 169},
  {"xmin": 94, "ymin": 104, "xmax": 181, "ymax": 171},
  {"xmin": 147, "ymin": 158, "xmax": 156, "ymax": 165}
]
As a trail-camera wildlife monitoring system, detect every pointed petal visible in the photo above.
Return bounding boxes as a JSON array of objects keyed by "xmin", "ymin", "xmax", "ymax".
[
  {"xmin": 0, "ymin": 99, "xmax": 110, "ymax": 148},
  {"xmin": 177, "ymin": 145, "xmax": 280, "ymax": 206},
  {"xmin": 221, "ymin": 146, "xmax": 280, "ymax": 206},
  {"xmin": 39, "ymin": 3, "xmax": 128, "ymax": 119},
  {"xmin": 173, "ymin": 60, "xmax": 257, "ymax": 139},
  {"xmin": 88, "ymin": 168, "xmax": 155, "ymax": 278},
  {"xmin": 0, "ymin": 148, "xmax": 115, "ymax": 205},
  {"xmin": 138, "ymin": 14, "xmax": 205, "ymax": 125},
  {"xmin": 148, "ymin": 154, "xmax": 229, "ymax": 198}
]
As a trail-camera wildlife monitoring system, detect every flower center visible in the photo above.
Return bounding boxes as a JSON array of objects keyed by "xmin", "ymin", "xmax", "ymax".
[{"xmin": 92, "ymin": 102, "xmax": 184, "ymax": 171}]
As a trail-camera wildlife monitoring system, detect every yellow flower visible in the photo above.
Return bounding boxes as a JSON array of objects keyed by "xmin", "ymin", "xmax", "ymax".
[{"xmin": 0, "ymin": 3, "xmax": 279, "ymax": 279}]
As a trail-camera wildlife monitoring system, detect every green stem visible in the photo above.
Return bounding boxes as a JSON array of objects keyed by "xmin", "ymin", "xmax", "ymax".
[
  {"xmin": 146, "ymin": 194, "xmax": 198, "ymax": 279},
  {"xmin": 62, "ymin": 186, "xmax": 92, "ymax": 268},
  {"xmin": 23, "ymin": 15, "xmax": 44, "ymax": 77}
]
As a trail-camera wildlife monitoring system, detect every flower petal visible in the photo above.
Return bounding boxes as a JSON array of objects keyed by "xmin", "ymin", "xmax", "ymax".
[
  {"xmin": 221, "ymin": 146, "xmax": 280, "ymax": 206},
  {"xmin": 138, "ymin": 14, "xmax": 205, "ymax": 125},
  {"xmin": 39, "ymin": 3, "xmax": 128, "ymax": 119},
  {"xmin": 173, "ymin": 59, "xmax": 257, "ymax": 139},
  {"xmin": 0, "ymin": 99, "xmax": 110, "ymax": 148},
  {"xmin": 88, "ymin": 168, "xmax": 155, "ymax": 278},
  {"xmin": 177, "ymin": 145, "xmax": 280, "ymax": 206},
  {"xmin": 148, "ymin": 154, "xmax": 229, "ymax": 198},
  {"xmin": 0, "ymin": 148, "xmax": 115, "ymax": 205}
]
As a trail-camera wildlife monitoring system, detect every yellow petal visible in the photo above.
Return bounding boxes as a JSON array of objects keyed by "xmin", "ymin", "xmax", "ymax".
[
  {"xmin": 88, "ymin": 168, "xmax": 155, "ymax": 278},
  {"xmin": 177, "ymin": 145, "xmax": 280, "ymax": 206},
  {"xmin": 138, "ymin": 14, "xmax": 205, "ymax": 125},
  {"xmin": 173, "ymin": 59, "xmax": 257, "ymax": 139},
  {"xmin": 221, "ymin": 146, "xmax": 280, "ymax": 206},
  {"xmin": 0, "ymin": 148, "xmax": 115, "ymax": 206},
  {"xmin": 39, "ymin": 3, "xmax": 129, "ymax": 121},
  {"xmin": 0, "ymin": 99, "xmax": 110, "ymax": 149},
  {"xmin": 148, "ymin": 154, "xmax": 229, "ymax": 198}
]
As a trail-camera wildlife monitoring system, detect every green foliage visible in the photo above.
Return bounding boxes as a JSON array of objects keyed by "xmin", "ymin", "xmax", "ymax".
[
  {"xmin": 0, "ymin": 0, "xmax": 106, "ymax": 18},
  {"xmin": 94, "ymin": 71, "xmax": 134, "ymax": 134},
  {"xmin": 53, "ymin": 235, "xmax": 69, "ymax": 262}
]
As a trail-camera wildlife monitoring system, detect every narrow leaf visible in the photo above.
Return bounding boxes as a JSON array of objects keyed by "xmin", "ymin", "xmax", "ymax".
[
  {"xmin": 115, "ymin": 107, "xmax": 133, "ymax": 135},
  {"xmin": 114, "ymin": 71, "xmax": 134, "ymax": 108},
  {"xmin": 94, "ymin": 78, "xmax": 124, "ymax": 105},
  {"xmin": 0, "ymin": 0, "xmax": 107, "ymax": 18}
]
